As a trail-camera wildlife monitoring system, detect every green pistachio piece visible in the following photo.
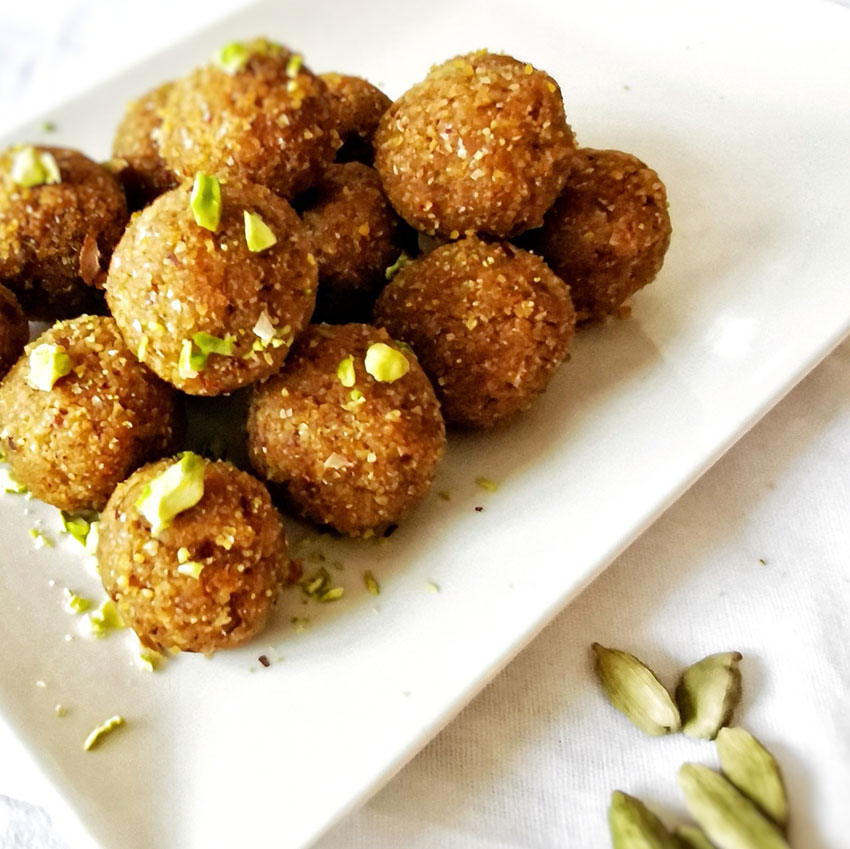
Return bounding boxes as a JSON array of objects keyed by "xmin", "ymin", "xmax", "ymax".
[
  {"xmin": 337, "ymin": 355, "xmax": 356, "ymax": 387},
  {"xmin": 192, "ymin": 331, "xmax": 236, "ymax": 357},
  {"xmin": 285, "ymin": 53, "xmax": 303, "ymax": 78},
  {"xmin": 135, "ymin": 452, "xmax": 206, "ymax": 534},
  {"xmin": 82, "ymin": 598, "xmax": 125, "ymax": 638},
  {"xmin": 60, "ymin": 510, "xmax": 98, "ymax": 547},
  {"xmin": 363, "ymin": 571, "xmax": 380, "ymax": 596},
  {"xmin": 608, "ymin": 790, "xmax": 680, "ymax": 849},
  {"xmin": 178, "ymin": 339, "xmax": 207, "ymax": 379},
  {"xmin": 476, "ymin": 476, "xmax": 498, "ymax": 492},
  {"xmin": 716, "ymin": 728, "xmax": 788, "ymax": 829},
  {"xmin": 83, "ymin": 715, "xmax": 125, "ymax": 751},
  {"xmin": 364, "ymin": 342, "xmax": 410, "ymax": 383},
  {"xmin": 385, "ymin": 251, "xmax": 409, "ymax": 280},
  {"xmin": 10, "ymin": 145, "xmax": 61, "ymax": 188},
  {"xmin": 212, "ymin": 41, "xmax": 250, "ymax": 74},
  {"xmin": 592, "ymin": 643, "xmax": 681, "ymax": 736},
  {"xmin": 27, "ymin": 343, "xmax": 72, "ymax": 391},
  {"xmin": 678, "ymin": 764, "xmax": 790, "ymax": 849},
  {"xmin": 63, "ymin": 589, "xmax": 90, "ymax": 614},
  {"xmin": 189, "ymin": 172, "xmax": 222, "ymax": 231},
  {"xmin": 676, "ymin": 652, "xmax": 743, "ymax": 740},
  {"xmin": 243, "ymin": 210, "xmax": 277, "ymax": 252}
]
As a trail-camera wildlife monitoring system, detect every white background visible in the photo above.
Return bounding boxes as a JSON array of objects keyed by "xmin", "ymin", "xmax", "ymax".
[{"xmin": 1, "ymin": 2, "xmax": 849, "ymax": 848}]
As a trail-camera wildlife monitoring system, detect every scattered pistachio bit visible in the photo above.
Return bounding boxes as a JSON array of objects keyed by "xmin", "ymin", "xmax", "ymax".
[
  {"xmin": 10, "ymin": 145, "xmax": 61, "ymax": 188},
  {"xmin": 364, "ymin": 342, "xmax": 410, "ymax": 383},
  {"xmin": 212, "ymin": 41, "xmax": 250, "ymax": 74},
  {"xmin": 60, "ymin": 510, "xmax": 97, "ymax": 547},
  {"xmin": 319, "ymin": 586, "xmax": 344, "ymax": 602},
  {"xmin": 135, "ymin": 452, "xmax": 206, "ymax": 534},
  {"xmin": 41, "ymin": 121, "xmax": 56, "ymax": 132},
  {"xmin": 83, "ymin": 715, "xmax": 126, "ymax": 751},
  {"xmin": 192, "ymin": 331, "xmax": 236, "ymax": 357},
  {"xmin": 675, "ymin": 824, "xmax": 716, "ymax": 849},
  {"xmin": 54, "ymin": 704, "xmax": 67, "ymax": 717},
  {"xmin": 177, "ymin": 560, "xmax": 204, "ymax": 579},
  {"xmin": 385, "ymin": 251, "xmax": 409, "ymax": 280},
  {"xmin": 427, "ymin": 581, "xmax": 440, "ymax": 593},
  {"xmin": 178, "ymin": 338, "xmax": 206, "ymax": 379},
  {"xmin": 28, "ymin": 528, "xmax": 54, "ymax": 549},
  {"xmin": 2, "ymin": 468, "xmax": 29, "ymax": 495},
  {"xmin": 678, "ymin": 763, "xmax": 790, "ymax": 849},
  {"xmin": 363, "ymin": 570, "xmax": 380, "ymax": 596},
  {"xmin": 27, "ymin": 343, "xmax": 72, "ymax": 391},
  {"xmin": 475, "ymin": 476, "xmax": 498, "ymax": 492},
  {"xmin": 337, "ymin": 355, "xmax": 356, "ymax": 387},
  {"xmin": 63, "ymin": 590, "xmax": 90, "ymax": 614},
  {"xmin": 592, "ymin": 643, "xmax": 681, "ymax": 736},
  {"xmin": 243, "ymin": 210, "xmax": 277, "ymax": 252},
  {"xmin": 341, "ymin": 389, "xmax": 365, "ymax": 412},
  {"xmin": 137, "ymin": 645, "xmax": 162, "ymax": 673},
  {"xmin": 716, "ymin": 727, "xmax": 788, "ymax": 829},
  {"xmin": 608, "ymin": 790, "xmax": 679, "ymax": 849},
  {"xmin": 82, "ymin": 599, "xmax": 125, "ymax": 638},
  {"xmin": 85, "ymin": 521, "xmax": 100, "ymax": 556},
  {"xmin": 676, "ymin": 652, "xmax": 743, "ymax": 740},
  {"xmin": 189, "ymin": 172, "xmax": 222, "ymax": 231}
]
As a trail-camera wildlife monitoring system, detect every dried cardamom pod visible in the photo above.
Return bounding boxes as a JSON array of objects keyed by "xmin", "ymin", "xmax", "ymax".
[
  {"xmin": 592, "ymin": 643, "xmax": 681, "ymax": 736},
  {"xmin": 716, "ymin": 727, "xmax": 788, "ymax": 828},
  {"xmin": 676, "ymin": 652, "xmax": 742, "ymax": 739},
  {"xmin": 675, "ymin": 824, "xmax": 716, "ymax": 849},
  {"xmin": 608, "ymin": 790, "xmax": 680, "ymax": 849},
  {"xmin": 678, "ymin": 763, "xmax": 791, "ymax": 849}
]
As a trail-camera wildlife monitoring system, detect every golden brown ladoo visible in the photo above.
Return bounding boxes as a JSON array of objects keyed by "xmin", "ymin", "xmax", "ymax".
[
  {"xmin": 0, "ymin": 284, "xmax": 28, "ymax": 379},
  {"xmin": 98, "ymin": 457, "xmax": 288, "ymax": 653},
  {"xmin": 159, "ymin": 39, "xmax": 337, "ymax": 199},
  {"xmin": 0, "ymin": 316, "xmax": 180, "ymax": 511},
  {"xmin": 112, "ymin": 81, "xmax": 178, "ymax": 210},
  {"xmin": 320, "ymin": 73, "xmax": 391, "ymax": 163},
  {"xmin": 0, "ymin": 145, "xmax": 128, "ymax": 318},
  {"xmin": 374, "ymin": 51, "xmax": 576, "ymax": 239},
  {"xmin": 539, "ymin": 148, "xmax": 671, "ymax": 321},
  {"xmin": 374, "ymin": 236, "xmax": 575, "ymax": 428},
  {"xmin": 106, "ymin": 180, "xmax": 317, "ymax": 395},
  {"xmin": 247, "ymin": 323, "xmax": 445, "ymax": 536},
  {"xmin": 302, "ymin": 162, "xmax": 405, "ymax": 322}
]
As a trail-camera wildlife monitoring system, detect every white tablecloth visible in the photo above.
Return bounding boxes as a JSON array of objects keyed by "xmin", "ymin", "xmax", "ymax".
[{"xmin": 2, "ymin": 3, "xmax": 849, "ymax": 847}]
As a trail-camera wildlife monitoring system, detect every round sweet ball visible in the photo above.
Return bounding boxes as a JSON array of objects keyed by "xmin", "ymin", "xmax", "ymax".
[
  {"xmin": 374, "ymin": 51, "xmax": 576, "ymax": 239},
  {"xmin": 0, "ymin": 315, "xmax": 181, "ymax": 512},
  {"xmin": 539, "ymin": 148, "xmax": 671, "ymax": 321},
  {"xmin": 247, "ymin": 323, "xmax": 445, "ymax": 536},
  {"xmin": 112, "ymin": 81, "xmax": 179, "ymax": 210},
  {"xmin": 374, "ymin": 236, "xmax": 575, "ymax": 428},
  {"xmin": 0, "ymin": 145, "xmax": 128, "ymax": 318},
  {"xmin": 320, "ymin": 73, "xmax": 392, "ymax": 163},
  {"xmin": 98, "ymin": 456, "xmax": 288, "ymax": 653},
  {"xmin": 0, "ymin": 284, "xmax": 28, "ymax": 380},
  {"xmin": 106, "ymin": 179, "xmax": 317, "ymax": 396},
  {"xmin": 159, "ymin": 39, "xmax": 337, "ymax": 199},
  {"xmin": 302, "ymin": 162, "xmax": 405, "ymax": 322}
]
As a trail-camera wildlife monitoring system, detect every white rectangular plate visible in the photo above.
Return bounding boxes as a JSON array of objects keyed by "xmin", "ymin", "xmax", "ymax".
[{"xmin": 2, "ymin": 1, "xmax": 850, "ymax": 847}]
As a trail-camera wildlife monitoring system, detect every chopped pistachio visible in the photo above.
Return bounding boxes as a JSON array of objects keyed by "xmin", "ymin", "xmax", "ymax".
[
  {"xmin": 385, "ymin": 251, "xmax": 409, "ymax": 280},
  {"xmin": 189, "ymin": 172, "xmax": 222, "ymax": 231},
  {"xmin": 83, "ymin": 715, "xmax": 125, "ymax": 751},
  {"xmin": 28, "ymin": 528, "xmax": 54, "ymax": 549},
  {"xmin": 475, "ymin": 476, "xmax": 498, "ymax": 492},
  {"xmin": 192, "ymin": 331, "xmax": 236, "ymax": 357},
  {"xmin": 63, "ymin": 590, "xmax": 90, "ymax": 614},
  {"xmin": 337, "ymin": 355, "xmax": 356, "ymax": 387},
  {"xmin": 135, "ymin": 452, "xmax": 206, "ymax": 534},
  {"xmin": 60, "ymin": 510, "xmax": 98, "ymax": 547},
  {"xmin": 363, "ymin": 570, "xmax": 380, "ymax": 596},
  {"xmin": 427, "ymin": 581, "xmax": 440, "ymax": 593},
  {"xmin": 364, "ymin": 342, "xmax": 410, "ymax": 383},
  {"xmin": 1, "ymin": 466, "xmax": 28, "ymax": 495},
  {"xmin": 285, "ymin": 53, "xmax": 303, "ymax": 78},
  {"xmin": 243, "ymin": 210, "xmax": 277, "ymax": 252},
  {"xmin": 41, "ymin": 121, "xmax": 57, "ymax": 132},
  {"xmin": 177, "ymin": 560, "xmax": 204, "ymax": 579},
  {"xmin": 82, "ymin": 598, "xmax": 125, "ymax": 638},
  {"xmin": 319, "ymin": 586, "xmax": 344, "ymax": 602},
  {"xmin": 212, "ymin": 41, "xmax": 250, "ymax": 74},
  {"xmin": 341, "ymin": 389, "xmax": 365, "ymax": 412},
  {"xmin": 10, "ymin": 145, "xmax": 61, "ymax": 188},
  {"xmin": 27, "ymin": 343, "xmax": 72, "ymax": 391},
  {"xmin": 178, "ymin": 338, "xmax": 207, "ymax": 379},
  {"xmin": 85, "ymin": 521, "xmax": 100, "ymax": 556}
]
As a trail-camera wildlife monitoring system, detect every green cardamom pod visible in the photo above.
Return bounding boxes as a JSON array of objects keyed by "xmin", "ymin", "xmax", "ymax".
[
  {"xmin": 608, "ymin": 790, "xmax": 680, "ymax": 849},
  {"xmin": 716, "ymin": 727, "xmax": 788, "ymax": 828},
  {"xmin": 675, "ymin": 824, "xmax": 716, "ymax": 849},
  {"xmin": 678, "ymin": 763, "xmax": 790, "ymax": 849},
  {"xmin": 676, "ymin": 652, "xmax": 742, "ymax": 739},
  {"xmin": 592, "ymin": 644, "xmax": 681, "ymax": 736}
]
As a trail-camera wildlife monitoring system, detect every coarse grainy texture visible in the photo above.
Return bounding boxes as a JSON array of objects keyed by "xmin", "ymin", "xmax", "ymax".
[
  {"xmin": 0, "ymin": 284, "xmax": 28, "ymax": 379},
  {"xmin": 374, "ymin": 236, "xmax": 575, "ymax": 427},
  {"xmin": 159, "ymin": 39, "xmax": 337, "ymax": 199},
  {"xmin": 0, "ymin": 145, "xmax": 128, "ymax": 318},
  {"xmin": 0, "ymin": 315, "xmax": 180, "ymax": 511},
  {"xmin": 106, "ymin": 180, "xmax": 317, "ymax": 395},
  {"xmin": 374, "ymin": 51, "xmax": 576, "ymax": 238},
  {"xmin": 321, "ymin": 73, "xmax": 391, "ymax": 164},
  {"xmin": 247, "ymin": 323, "xmax": 445, "ymax": 536},
  {"xmin": 539, "ymin": 148, "xmax": 671, "ymax": 321},
  {"xmin": 98, "ymin": 458, "xmax": 287, "ymax": 653},
  {"xmin": 112, "ymin": 81, "xmax": 179, "ymax": 211},
  {"xmin": 302, "ymin": 162, "xmax": 405, "ymax": 323}
]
